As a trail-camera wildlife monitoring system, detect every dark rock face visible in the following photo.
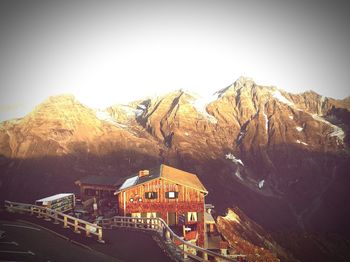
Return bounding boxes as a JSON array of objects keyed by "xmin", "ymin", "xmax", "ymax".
[
  {"xmin": 0, "ymin": 77, "xmax": 349, "ymax": 261},
  {"xmin": 217, "ymin": 207, "xmax": 298, "ymax": 262}
]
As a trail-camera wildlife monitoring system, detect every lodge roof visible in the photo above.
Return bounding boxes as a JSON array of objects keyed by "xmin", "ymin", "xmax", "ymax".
[
  {"xmin": 115, "ymin": 164, "xmax": 208, "ymax": 194},
  {"xmin": 75, "ymin": 175, "xmax": 122, "ymax": 187}
]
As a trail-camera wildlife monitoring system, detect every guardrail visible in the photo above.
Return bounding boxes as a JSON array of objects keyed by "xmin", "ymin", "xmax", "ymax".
[
  {"xmin": 4, "ymin": 200, "xmax": 238, "ymax": 261},
  {"xmin": 4, "ymin": 200, "xmax": 104, "ymax": 243},
  {"xmin": 98, "ymin": 216, "xmax": 237, "ymax": 262}
]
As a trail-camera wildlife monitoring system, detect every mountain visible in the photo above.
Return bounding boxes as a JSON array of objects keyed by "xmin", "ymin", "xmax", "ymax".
[
  {"xmin": 1, "ymin": 77, "xmax": 349, "ymax": 261},
  {"xmin": 216, "ymin": 207, "xmax": 298, "ymax": 262},
  {"xmin": 0, "ymin": 94, "xmax": 163, "ymax": 201}
]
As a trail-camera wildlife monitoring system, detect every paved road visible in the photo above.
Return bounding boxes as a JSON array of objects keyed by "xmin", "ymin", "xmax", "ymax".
[
  {"xmin": 0, "ymin": 211, "xmax": 173, "ymax": 262},
  {"xmin": 0, "ymin": 218, "xmax": 121, "ymax": 261}
]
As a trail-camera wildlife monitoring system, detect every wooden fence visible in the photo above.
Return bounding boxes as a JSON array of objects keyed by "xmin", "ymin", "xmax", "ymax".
[
  {"xmin": 98, "ymin": 216, "xmax": 237, "ymax": 262},
  {"xmin": 4, "ymin": 200, "xmax": 238, "ymax": 261},
  {"xmin": 4, "ymin": 200, "xmax": 104, "ymax": 243}
]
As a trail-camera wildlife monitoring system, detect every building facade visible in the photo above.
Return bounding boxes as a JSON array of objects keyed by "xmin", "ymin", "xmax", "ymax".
[{"xmin": 115, "ymin": 164, "xmax": 208, "ymax": 247}]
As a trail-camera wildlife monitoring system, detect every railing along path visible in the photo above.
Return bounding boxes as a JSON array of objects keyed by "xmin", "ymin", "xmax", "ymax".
[
  {"xmin": 4, "ymin": 200, "xmax": 104, "ymax": 243},
  {"xmin": 4, "ymin": 200, "xmax": 236, "ymax": 261},
  {"xmin": 99, "ymin": 216, "xmax": 236, "ymax": 262}
]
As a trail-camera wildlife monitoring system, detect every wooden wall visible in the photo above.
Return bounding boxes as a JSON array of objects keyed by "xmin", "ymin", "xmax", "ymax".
[{"xmin": 117, "ymin": 178, "xmax": 206, "ymax": 246}]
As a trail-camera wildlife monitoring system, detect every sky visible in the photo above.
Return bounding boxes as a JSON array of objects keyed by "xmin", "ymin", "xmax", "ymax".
[{"xmin": 0, "ymin": 0, "xmax": 350, "ymax": 121}]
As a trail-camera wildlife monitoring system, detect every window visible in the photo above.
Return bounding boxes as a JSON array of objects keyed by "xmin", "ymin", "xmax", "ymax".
[
  {"xmin": 131, "ymin": 213, "xmax": 141, "ymax": 218},
  {"xmin": 146, "ymin": 212, "xmax": 157, "ymax": 218},
  {"xmin": 165, "ymin": 191, "xmax": 179, "ymax": 199},
  {"xmin": 187, "ymin": 212, "xmax": 198, "ymax": 222},
  {"xmin": 145, "ymin": 192, "xmax": 158, "ymax": 199}
]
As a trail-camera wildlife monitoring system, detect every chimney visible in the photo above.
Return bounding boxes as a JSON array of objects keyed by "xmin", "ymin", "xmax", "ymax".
[{"xmin": 138, "ymin": 170, "xmax": 150, "ymax": 178}]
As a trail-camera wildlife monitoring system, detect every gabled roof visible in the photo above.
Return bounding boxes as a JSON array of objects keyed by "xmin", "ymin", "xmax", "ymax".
[
  {"xmin": 160, "ymin": 164, "xmax": 208, "ymax": 193},
  {"xmin": 75, "ymin": 175, "xmax": 122, "ymax": 187},
  {"xmin": 115, "ymin": 164, "xmax": 208, "ymax": 194}
]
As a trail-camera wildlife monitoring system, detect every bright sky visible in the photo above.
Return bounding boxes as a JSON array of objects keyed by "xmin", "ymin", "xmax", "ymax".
[{"xmin": 0, "ymin": 0, "xmax": 349, "ymax": 121}]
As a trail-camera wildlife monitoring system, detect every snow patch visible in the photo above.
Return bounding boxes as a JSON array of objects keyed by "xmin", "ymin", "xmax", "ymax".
[
  {"xmin": 189, "ymin": 93, "xmax": 218, "ymax": 124},
  {"xmin": 296, "ymin": 140, "xmax": 308, "ymax": 146},
  {"xmin": 289, "ymin": 115, "xmax": 294, "ymax": 120},
  {"xmin": 135, "ymin": 109, "xmax": 144, "ymax": 117},
  {"xmin": 272, "ymin": 90, "xmax": 294, "ymax": 106},
  {"xmin": 330, "ymin": 128, "xmax": 344, "ymax": 139},
  {"xmin": 262, "ymin": 110, "xmax": 268, "ymax": 132},
  {"xmin": 137, "ymin": 104, "xmax": 146, "ymax": 110},
  {"xmin": 116, "ymin": 105, "xmax": 144, "ymax": 118},
  {"xmin": 184, "ymin": 132, "xmax": 189, "ymax": 136},
  {"xmin": 311, "ymin": 114, "xmax": 345, "ymax": 142},
  {"xmin": 258, "ymin": 180, "xmax": 265, "ymax": 189},
  {"xmin": 95, "ymin": 110, "xmax": 128, "ymax": 128},
  {"xmin": 296, "ymin": 126, "xmax": 303, "ymax": 132},
  {"xmin": 225, "ymin": 153, "xmax": 244, "ymax": 166},
  {"xmin": 237, "ymin": 131, "xmax": 245, "ymax": 143},
  {"xmin": 320, "ymin": 96, "xmax": 325, "ymax": 104},
  {"xmin": 95, "ymin": 110, "xmax": 118, "ymax": 125},
  {"xmin": 234, "ymin": 169, "xmax": 243, "ymax": 181}
]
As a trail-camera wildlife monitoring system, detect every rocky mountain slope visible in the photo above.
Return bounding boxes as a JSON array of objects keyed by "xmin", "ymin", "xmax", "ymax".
[
  {"xmin": 216, "ymin": 207, "xmax": 298, "ymax": 262},
  {"xmin": 0, "ymin": 77, "xmax": 349, "ymax": 261}
]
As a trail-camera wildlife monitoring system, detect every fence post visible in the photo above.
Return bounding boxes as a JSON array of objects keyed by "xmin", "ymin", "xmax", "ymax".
[
  {"xmin": 203, "ymin": 252, "xmax": 209, "ymax": 260},
  {"xmin": 44, "ymin": 209, "xmax": 51, "ymax": 221},
  {"xmin": 97, "ymin": 228, "xmax": 105, "ymax": 243},
  {"xmin": 53, "ymin": 213, "xmax": 59, "ymax": 224},
  {"xmin": 183, "ymin": 244, "xmax": 188, "ymax": 259},
  {"xmin": 63, "ymin": 216, "xmax": 69, "ymax": 228},
  {"xmin": 37, "ymin": 208, "xmax": 42, "ymax": 218},
  {"xmin": 220, "ymin": 248, "xmax": 228, "ymax": 256},
  {"xmin": 9, "ymin": 202, "xmax": 14, "ymax": 213},
  {"xmin": 74, "ymin": 219, "xmax": 80, "ymax": 233},
  {"xmin": 85, "ymin": 224, "xmax": 91, "ymax": 237},
  {"xmin": 165, "ymin": 230, "xmax": 171, "ymax": 242}
]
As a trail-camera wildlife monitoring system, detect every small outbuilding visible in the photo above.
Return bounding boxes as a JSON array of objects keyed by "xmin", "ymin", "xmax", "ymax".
[{"xmin": 75, "ymin": 175, "xmax": 122, "ymax": 201}]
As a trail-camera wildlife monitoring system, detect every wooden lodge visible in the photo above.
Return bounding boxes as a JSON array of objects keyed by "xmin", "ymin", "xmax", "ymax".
[
  {"xmin": 74, "ymin": 164, "xmax": 226, "ymax": 249},
  {"xmin": 114, "ymin": 164, "xmax": 208, "ymax": 247}
]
